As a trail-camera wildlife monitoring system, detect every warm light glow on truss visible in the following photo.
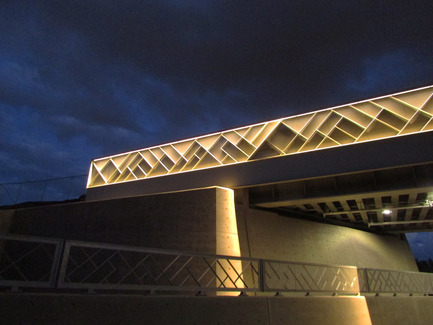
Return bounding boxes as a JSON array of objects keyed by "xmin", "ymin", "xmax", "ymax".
[{"xmin": 88, "ymin": 86, "xmax": 433, "ymax": 188}]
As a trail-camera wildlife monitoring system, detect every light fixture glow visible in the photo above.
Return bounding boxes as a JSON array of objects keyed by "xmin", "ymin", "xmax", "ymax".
[
  {"xmin": 382, "ymin": 209, "xmax": 392, "ymax": 215},
  {"xmin": 87, "ymin": 85, "xmax": 433, "ymax": 188}
]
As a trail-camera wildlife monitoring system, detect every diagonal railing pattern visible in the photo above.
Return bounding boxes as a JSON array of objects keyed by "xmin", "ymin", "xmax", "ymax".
[
  {"xmin": 359, "ymin": 268, "xmax": 433, "ymax": 294},
  {"xmin": 57, "ymin": 241, "xmax": 259, "ymax": 292},
  {"xmin": 264, "ymin": 261, "xmax": 359, "ymax": 294},
  {"xmin": 1, "ymin": 233, "xmax": 433, "ymax": 295},
  {"xmin": 0, "ymin": 234, "xmax": 62, "ymax": 288}
]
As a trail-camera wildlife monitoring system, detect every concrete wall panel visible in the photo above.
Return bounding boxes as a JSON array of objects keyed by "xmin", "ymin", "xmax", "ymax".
[
  {"xmin": 0, "ymin": 209, "xmax": 13, "ymax": 233},
  {"xmin": 2, "ymin": 186, "xmax": 417, "ymax": 273},
  {"xmin": 235, "ymin": 202, "xmax": 417, "ymax": 271},
  {"xmin": 268, "ymin": 296, "xmax": 372, "ymax": 325},
  {"xmin": 4, "ymin": 187, "xmax": 240, "ymax": 257},
  {"xmin": 0, "ymin": 294, "xmax": 377, "ymax": 325},
  {"xmin": 2, "ymin": 293, "xmax": 433, "ymax": 325},
  {"xmin": 0, "ymin": 294, "xmax": 270, "ymax": 325},
  {"xmin": 366, "ymin": 296, "xmax": 433, "ymax": 325}
]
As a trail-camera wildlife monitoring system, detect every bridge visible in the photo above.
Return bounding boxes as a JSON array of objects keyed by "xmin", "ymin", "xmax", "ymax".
[
  {"xmin": 87, "ymin": 85, "xmax": 433, "ymax": 233},
  {"xmin": 1, "ymin": 85, "xmax": 433, "ymax": 324}
]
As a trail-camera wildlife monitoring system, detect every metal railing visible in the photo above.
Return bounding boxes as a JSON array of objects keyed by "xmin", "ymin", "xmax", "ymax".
[
  {"xmin": 1, "ymin": 233, "xmax": 433, "ymax": 295},
  {"xmin": 0, "ymin": 234, "xmax": 63, "ymax": 289},
  {"xmin": 263, "ymin": 260, "xmax": 359, "ymax": 294},
  {"xmin": 358, "ymin": 267, "xmax": 433, "ymax": 294},
  {"xmin": 57, "ymin": 241, "xmax": 260, "ymax": 293},
  {"xmin": 0, "ymin": 175, "xmax": 87, "ymax": 206}
]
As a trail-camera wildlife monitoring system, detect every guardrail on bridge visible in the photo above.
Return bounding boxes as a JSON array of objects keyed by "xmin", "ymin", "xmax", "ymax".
[{"xmin": 1, "ymin": 234, "xmax": 432, "ymax": 296}]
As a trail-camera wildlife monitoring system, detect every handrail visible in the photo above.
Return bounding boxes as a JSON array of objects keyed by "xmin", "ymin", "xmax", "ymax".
[
  {"xmin": 358, "ymin": 267, "xmax": 433, "ymax": 294},
  {"xmin": 0, "ymin": 234, "xmax": 63, "ymax": 289},
  {"xmin": 56, "ymin": 239, "xmax": 260, "ymax": 293},
  {"xmin": 1, "ymin": 233, "xmax": 432, "ymax": 295}
]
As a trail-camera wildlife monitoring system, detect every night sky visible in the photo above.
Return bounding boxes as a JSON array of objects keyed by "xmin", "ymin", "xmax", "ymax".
[{"xmin": 1, "ymin": 1, "xmax": 432, "ymax": 258}]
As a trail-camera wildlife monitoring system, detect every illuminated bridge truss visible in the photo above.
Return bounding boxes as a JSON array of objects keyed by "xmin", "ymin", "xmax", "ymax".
[{"xmin": 88, "ymin": 86, "xmax": 433, "ymax": 188}]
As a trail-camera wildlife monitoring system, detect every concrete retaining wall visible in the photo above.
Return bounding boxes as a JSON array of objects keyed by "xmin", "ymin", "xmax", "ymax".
[
  {"xmin": 1, "ymin": 186, "xmax": 428, "ymax": 324},
  {"xmin": 0, "ymin": 294, "xmax": 374, "ymax": 325},
  {"xmin": 1, "ymin": 186, "xmax": 417, "ymax": 271},
  {"xmin": 235, "ymin": 200, "xmax": 417, "ymax": 271},
  {"xmin": 1, "ymin": 187, "xmax": 239, "ymax": 257},
  {"xmin": 2, "ymin": 293, "xmax": 432, "ymax": 324},
  {"xmin": 365, "ymin": 296, "xmax": 433, "ymax": 325}
]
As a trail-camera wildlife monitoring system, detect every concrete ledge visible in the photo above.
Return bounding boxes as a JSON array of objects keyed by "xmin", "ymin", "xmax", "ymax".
[
  {"xmin": 0, "ymin": 294, "xmax": 373, "ymax": 325},
  {"xmin": 5, "ymin": 293, "xmax": 433, "ymax": 324},
  {"xmin": 4, "ymin": 293, "xmax": 433, "ymax": 324}
]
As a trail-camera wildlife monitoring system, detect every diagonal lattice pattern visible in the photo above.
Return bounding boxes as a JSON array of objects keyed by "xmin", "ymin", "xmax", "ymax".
[
  {"xmin": 88, "ymin": 86, "xmax": 433, "ymax": 188},
  {"xmin": 263, "ymin": 261, "xmax": 359, "ymax": 293},
  {"xmin": 59, "ymin": 242, "xmax": 259, "ymax": 291},
  {"xmin": 2, "ymin": 235, "xmax": 433, "ymax": 294},
  {"xmin": 0, "ymin": 235, "xmax": 61, "ymax": 286},
  {"xmin": 363, "ymin": 269, "xmax": 433, "ymax": 293}
]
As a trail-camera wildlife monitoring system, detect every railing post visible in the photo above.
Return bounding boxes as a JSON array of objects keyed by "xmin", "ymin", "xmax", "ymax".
[
  {"xmin": 363, "ymin": 268, "xmax": 370, "ymax": 294},
  {"xmin": 51, "ymin": 239, "xmax": 66, "ymax": 288},
  {"xmin": 259, "ymin": 259, "xmax": 265, "ymax": 292},
  {"xmin": 56, "ymin": 241, "xmax": 72, "ymax": 288}
]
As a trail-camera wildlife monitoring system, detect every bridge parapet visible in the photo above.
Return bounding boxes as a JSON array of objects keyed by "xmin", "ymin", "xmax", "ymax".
[
  {"xmin": 1, "ymin": 233, "xmax": 432, "ymax": 296},
  {"xmin": 87, "ymin": 86, "xmax": 433, "ymax": 191}
]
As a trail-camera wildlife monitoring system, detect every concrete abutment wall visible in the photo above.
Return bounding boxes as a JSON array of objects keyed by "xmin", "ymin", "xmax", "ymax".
[
  {"xmin": 235, "ymin": 195, "xmax": 417, "ymax": 271},
  {"xmin": 1, "ymin": 186, "xmax": 417, "ymax": 271},
  {"xmin": 1, "ymin": 294, "xmax": 433, "ymax": 325},
  {"xmin": 0, "ymin": 294, "xmax": 373, "ymax": 325},
  {"xmin": 1, "ymin": 186, "xmax": 429, "ymax": 324}
]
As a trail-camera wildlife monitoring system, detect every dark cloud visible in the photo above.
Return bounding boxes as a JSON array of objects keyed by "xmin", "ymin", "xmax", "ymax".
[{"xmin": 0, "ymin": 0, "xmax": 432, "ymax": 185}]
